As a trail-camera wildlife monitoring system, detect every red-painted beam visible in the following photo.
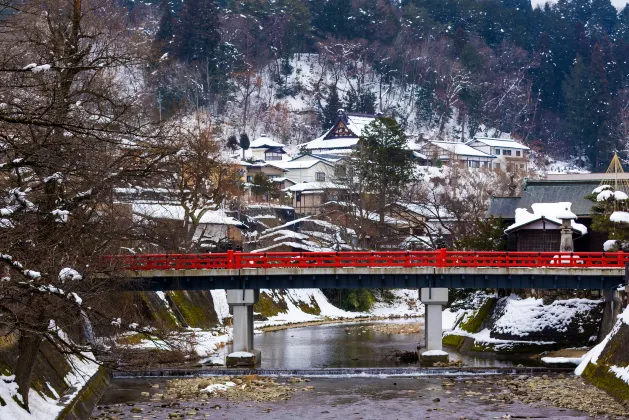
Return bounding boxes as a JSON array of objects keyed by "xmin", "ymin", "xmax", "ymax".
[{"xmin": 101, "ymin": 250, "xmax": 629, "ymax": 271}]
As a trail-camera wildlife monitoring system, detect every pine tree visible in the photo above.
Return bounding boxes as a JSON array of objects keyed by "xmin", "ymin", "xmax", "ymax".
[
  {"xmin": 239, "ymin": 133, "xmax": 250, "ymax": 160},
  {"xmin": 589, "ymin": 43, "xmax": 612, "ymax": 170},
  {"xmin": 563, "ymin": 55, "xmax": 592, "ymax": 164},
  {"xmin": 155, "ymin": 0, "xmax": 175, "ymax": 53},
  {"xmin": 532, "ymin": 32, "xmax": 561, "ymax": 111},
  {"xmin": 173, "ymin": 0, "xmax": 221, "ymax": 63},
  {"xmin": 322, "ymin": 85, "xmax": 342, "ymax": 129},
  {"xmin": 352, "ymin": 117, "xmax": 414, "ymax": 223}
]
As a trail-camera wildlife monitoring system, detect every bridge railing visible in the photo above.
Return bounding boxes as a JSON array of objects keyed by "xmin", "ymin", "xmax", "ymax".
[{"xmin": 102, "ymin": 250, "xmax": 629, "ymax": 271}]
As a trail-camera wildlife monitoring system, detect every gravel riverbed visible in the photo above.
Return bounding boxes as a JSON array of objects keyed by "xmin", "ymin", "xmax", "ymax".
[{"xmin": 93, "ymin": 373, "xmax": 628, "ymax": 419}]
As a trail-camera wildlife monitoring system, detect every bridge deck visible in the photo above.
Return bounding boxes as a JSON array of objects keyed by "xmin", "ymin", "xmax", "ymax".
[{"xmin": 107, "ymin": 251, "xmax": 628, "ymax": 290}]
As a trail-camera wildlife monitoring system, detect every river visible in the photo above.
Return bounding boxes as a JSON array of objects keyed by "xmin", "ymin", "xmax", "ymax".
[
  {"xmin": 240, "ymin": 318, "xmax": 536, "ymax": 368},
  {"xmin": 93, "ymin": 319, "xmax": 613, "ymax": 419}
]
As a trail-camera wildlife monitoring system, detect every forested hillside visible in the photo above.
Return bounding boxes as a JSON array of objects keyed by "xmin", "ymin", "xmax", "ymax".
[
  {"xmin": 122, "ymin": 0, "xmax": 629, "ymax": 170},
  {"xmin": 120, "ymin": 0, "xmax": 629, "ymax": 169}
]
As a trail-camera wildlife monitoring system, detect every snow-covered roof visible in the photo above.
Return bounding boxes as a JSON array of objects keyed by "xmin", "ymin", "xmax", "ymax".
[
  {"xmin": 303, "ymin": 136, "xmax": 360, "ymax": 151},
  {"xmin": 392, "ymin": 202, "xmax": 455, "ymax": 220},
  {"xmin": 247, "ymin": 161, "xmax": 287, "ymax": 171},
  {"xmin": 132, "ymin": 203, "xmax": 247, "ymax": 227},
  {"xmin": 504, "ymin": 202, "xmax": 587, "ymax": 235},
  {"xmin": 249, "ymin": 136, "xmax": 284, "ymax": 149},
  {"xmin": 274, "ymin": 160, "xmax": 332, "ymax": 170},
  {"xmin": 344, "ymin": 114, "xmax": 378, "ymax": 137},
  {"xmin": 283, "ymin": 182, "xmax": 348, "ymax": 192},
  {"xmin": 303, "ymin": 114, "xmax": 379, "ymax": 151},
  {"xmin": 426, "ymin": 141, "xmax": 496, "ymax": 158},
  {"xmin": 291, "ymin": 153, "xmax": 346, "ymax": 163},
  {"xmin": 469, "ymin": 137, "xmax": 530, "ymax": 150}
]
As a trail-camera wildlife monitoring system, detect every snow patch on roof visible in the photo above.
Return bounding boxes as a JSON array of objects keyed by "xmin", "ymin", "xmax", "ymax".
[
  {"xmin": 505, "ymin": 202, "xmax": 586, "ymax": 234},
  {"xmin": 426, "ymin": 141, "xmax": 496, "ymax": 158},
  {"xmin": 469, "ymin": 137, "xmax": 530, "ymax": 150},
  {"xmin": 133, "ymin": 203, "xmax": 246, "ymax": 227}
]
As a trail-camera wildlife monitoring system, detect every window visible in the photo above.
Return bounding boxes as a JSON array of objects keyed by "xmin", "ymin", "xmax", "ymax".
[
  {"xmin": 516, "ymin": 150, "xmax": 521, "ymax": 157},
  {"xmin": 494, "ymin": 148, "xmax": 500, "ymax": 155},
  {"xmin": 246, "ymin": 175, "xmax": 252, "ymax": 182},
  {"xmin": 520, "ymin": 164, "xmax": 525, "ymax": 169},
  {"xmin": 265, "ymin": 152, "xmax": 283, "ymax": 161},
  {"xmin": 296, "ymin": 192, "xmax": 301, "ymax": 203},
  {"xmin": 503, "ymin": 149, "xmax": 512, "ymax": 156},
  {"xmin": 315, "ymin": 172, "xmax": 326, "ymax": 181}
]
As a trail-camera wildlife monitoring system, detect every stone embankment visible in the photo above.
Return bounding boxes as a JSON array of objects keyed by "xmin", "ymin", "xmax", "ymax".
[
  {"xmin": 458, "ymin": 375, "xmax": 628, "ymax": 417},
  {"xmin": 443, "ymin": 292, "xmax": 605, "ymax": 354}
]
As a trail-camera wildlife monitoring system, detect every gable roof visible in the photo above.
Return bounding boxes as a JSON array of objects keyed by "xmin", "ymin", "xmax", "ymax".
[
  {"xmin": 303, "ymin": 113, "xmax": 379, "ymax": 151},
  {"xmin": 275, "ymin": 159, "xmax": 333, "ymax": 170},
  {"xmin": 425, "ymin": 141, "xmax": 496, "ymax": 158},
  {"xmin": 283, "ymin": 181, "xmax": 348, "ymax": 192},
  {"xmin": 290, "ymin": 153, "xmax": 346, "ymax": 163},
  {"xmin": 488, "ymin": 180, "xmax": 599, "ymax": 219},
  {"xmin": 468, "ymin": 137, "xmax": 530, "ymax": 150},
  {"xmin": 249, "ymin": 136, "xmax": 285, "ymax": 149}
]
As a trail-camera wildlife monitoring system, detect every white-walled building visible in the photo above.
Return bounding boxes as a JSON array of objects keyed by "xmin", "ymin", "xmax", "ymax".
[
  {"xmin": 419, "ymin": 140, "xmax": 496, "ymax": 168},
  {"xmin": 275, "ymin": 159, "xmax": 336, "ymax": 183},
  {"xmin": 465, "ymin": 137, "xmax": 529, "ymax": 171},
  {"xmin": 249, "ymin": 135, "xmax": 288, "ymax": 161}
]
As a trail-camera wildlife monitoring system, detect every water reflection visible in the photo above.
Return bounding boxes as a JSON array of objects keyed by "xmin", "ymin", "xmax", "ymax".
[{"xmin": 221, "ymin": 319, "xmax": 538, "ymax": 369}]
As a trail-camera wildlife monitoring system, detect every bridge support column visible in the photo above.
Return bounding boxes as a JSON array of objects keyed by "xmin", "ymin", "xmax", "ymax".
[
  {"xmin": 226, "ymin": 289, "xmax": 261, "ymax": 367},
  {"xmin": 419, "ymin": 288, "xmax": 449, "ymax": 366}
]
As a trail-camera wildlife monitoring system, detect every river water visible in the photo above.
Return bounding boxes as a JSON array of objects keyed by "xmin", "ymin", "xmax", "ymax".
[
  {"xmin": 93, "ymin": 319, "xmax": 597, "ymax": 419},
  {"xmin": 242, "ymin": 318, "xmax": 536, "ymax": 369}
]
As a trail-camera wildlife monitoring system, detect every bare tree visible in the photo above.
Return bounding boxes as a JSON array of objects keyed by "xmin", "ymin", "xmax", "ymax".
[{"xmin": 0, "ymin": 0, "xmax": 176, "ymax": 406}]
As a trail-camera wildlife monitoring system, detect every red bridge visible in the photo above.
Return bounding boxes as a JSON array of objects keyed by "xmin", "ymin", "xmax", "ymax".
[{"xmin": 108, "ymin": 250, "xmax": 628, "ymax": 291}]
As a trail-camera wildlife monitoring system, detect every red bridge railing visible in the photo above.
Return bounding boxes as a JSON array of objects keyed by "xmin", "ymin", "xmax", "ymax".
[{"xmin": 103, "ymin": 250, "xmax": 629, "ymax": 271}]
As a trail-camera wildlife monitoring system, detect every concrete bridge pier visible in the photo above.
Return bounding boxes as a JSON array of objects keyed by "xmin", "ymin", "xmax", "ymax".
[
  {"xmin": 419, "ymin": 288, "xmax": 449, "ymax": 366},
  {"xmin": 226, "ymin": 289, "xmax": 261, "ymax": 367}
]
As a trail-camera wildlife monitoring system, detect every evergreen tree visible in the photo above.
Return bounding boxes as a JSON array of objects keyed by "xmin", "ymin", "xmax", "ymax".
[
  {"xmin": 155, "ymin": 0, "xmax": 175, "ymax": 53},
  {"xmin": 588, "ymin": 43, "xmax": 612, "ymax": 169},
  {"xmin": 239, "ymin": 133, "xmax": 250, "ymax": 159},
  {"xmin": 226, "ymin": 134, "xmax": 239, "ymax": 151},
  {"xmin": 173, "ymin": 0, "xmax": 221, "ymax": 63},
  {"xmin": 352, "ymin": 117, "xmax": 414, "ymax": 223},
  {"xmin": 344, "ymin": 90, "xmax": 377, "ymax": 115},
  {"xmin": 532, "ymin": 32, "xmax": 561, "ymax": 111},
  {"xmin": 322, "ymin": 85, "xmax": 342, "ymax": 128},
  {"xmin": 453, "ymin": 27, "xmax": 468, "ymax": 55},
  {"xmin": 563, "ymin": 55, "xmax": 592, "ymax": 164}
]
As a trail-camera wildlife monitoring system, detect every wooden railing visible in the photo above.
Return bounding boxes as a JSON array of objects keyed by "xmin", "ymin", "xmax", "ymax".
[{"xmin": 102, "ymin": 250, "xmax": 629, "ymax": 271}]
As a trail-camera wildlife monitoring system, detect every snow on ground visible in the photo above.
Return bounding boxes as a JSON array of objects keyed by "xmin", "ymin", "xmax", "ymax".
[
  {"xmin": 210, "ymin": 290, "xmax": 230, "ymax": 324},
  {"xmin": 492, "ymin": 295, "xmax": 602, "ymax": 338},
  {"xmin": 576, "ymin": 305, "xmax": 629, "ymax": 379},
  {"xmin": 541, "ymin": 356, "xmax": 584, "ymax": 365},
  {"xmin": 370, "ymin": 289, "xmax": 424, "ymax": 318},
  {"xmin": 444, "ymin": 328, "xmax": 555, "ymax": 351},
  {"xmin": 442, "ymin": 308, "xmax": 465, "ymax": 331},
  {"xmin": 0, "ymin": 351, "xmax": 99, "ymax": 420}
]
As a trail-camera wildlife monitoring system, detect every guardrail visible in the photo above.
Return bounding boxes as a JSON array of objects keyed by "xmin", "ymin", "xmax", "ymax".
[{"xmin": 103, "ymin": 250, "xmax": 629, "ymax": 271}]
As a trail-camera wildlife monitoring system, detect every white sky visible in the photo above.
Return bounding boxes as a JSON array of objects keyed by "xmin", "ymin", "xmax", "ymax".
[{"xmin": 531, "ymin": 0, "xmax": 628, "ymax": 8}]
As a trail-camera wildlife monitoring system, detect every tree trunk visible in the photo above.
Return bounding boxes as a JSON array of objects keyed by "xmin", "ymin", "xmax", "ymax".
[{"xmin": 15, "ymin": 331, "xmax": 43, "ymax": 409}]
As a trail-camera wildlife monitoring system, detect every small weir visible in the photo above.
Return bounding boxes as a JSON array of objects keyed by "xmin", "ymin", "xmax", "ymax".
[{"xmin": 112, "ymin": 366, "xmax": 575, "ymax": 379}]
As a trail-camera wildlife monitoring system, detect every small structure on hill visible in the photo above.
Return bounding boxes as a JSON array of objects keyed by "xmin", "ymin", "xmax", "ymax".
[
  {"xmin": 248, "ymin": 135, "xmax": 287, "ymax": 161},
  {"xmin": 419, "ymin": 140, "xmax": 496, "ymax": 168},
  {"xmin": 465, "ymin": 137, "xmax": 529, "ymax": 171},
  {"xmin": 283, "ymin": 181, "xmax": 348, "ymax": 215},
  {"xmin": 303, "ymin": 110, "xmax": 378, "ymax": 155}
]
